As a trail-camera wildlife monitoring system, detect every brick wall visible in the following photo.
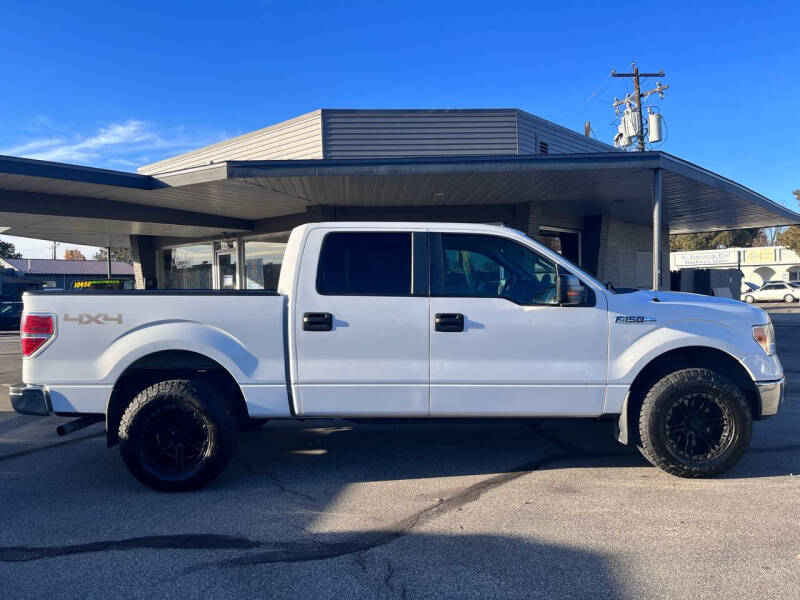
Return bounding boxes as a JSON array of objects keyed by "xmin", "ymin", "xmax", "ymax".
[
  {"xmin": 596, "ymin": 217, "xmax": 669, "ymax": 289},
  {"xmin": 130, "ymin": 235, "xmax": 157, "ymax": 290}
]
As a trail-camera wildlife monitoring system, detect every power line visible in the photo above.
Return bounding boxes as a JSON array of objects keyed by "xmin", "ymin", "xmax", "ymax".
[{"xmin": 611, "ymin": 62, "xmax": 669, "ymax": 151}]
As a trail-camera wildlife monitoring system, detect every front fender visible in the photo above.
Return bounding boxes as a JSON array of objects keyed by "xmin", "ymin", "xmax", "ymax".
[
  {"xmin": 610, "ymin": 319, "xmax": 782, "ymax": 385},
  {"xmin": 99, "ymin": 320, "xmax": 261, "ymax": 385}
]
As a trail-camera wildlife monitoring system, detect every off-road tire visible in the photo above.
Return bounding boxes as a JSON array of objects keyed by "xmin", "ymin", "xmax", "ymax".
[
  {"xmin": 118, "ymin": 379, "xmax": 239, "ymax": 492},
  {"xmin": 784, "ymin": 294, "xmax": 795, "ymax": 303},
  {"xmin": 744, "ymin": 295, "xmax": 755, "ymax": 304},
  {"xmin": 638, "ymin": 368, "xmax": 752, "ymax": 478}
]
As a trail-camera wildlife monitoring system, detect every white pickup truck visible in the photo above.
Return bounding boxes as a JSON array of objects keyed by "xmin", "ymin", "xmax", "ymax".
[{"xmin": 11, "ymin": 222, "xmax": 784, "ymax": 491}]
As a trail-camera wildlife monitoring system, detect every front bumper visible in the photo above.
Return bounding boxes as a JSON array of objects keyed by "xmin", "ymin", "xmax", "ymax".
[
  {"xmin": 9, "ymin": 383, "xmax": 52, "ymax": 416},
  {"xmin": 756, "ymin": 378, "xmax": 784, "ymax": 418}
]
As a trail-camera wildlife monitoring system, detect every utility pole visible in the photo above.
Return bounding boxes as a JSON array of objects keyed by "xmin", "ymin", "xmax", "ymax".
[
  {"xmin": 50, "ymin": 241, "xmax": 61, "ymax": 260},
  {"xmin": 611, "ymin": 62, "xmax": 668, "ymax": 151}
]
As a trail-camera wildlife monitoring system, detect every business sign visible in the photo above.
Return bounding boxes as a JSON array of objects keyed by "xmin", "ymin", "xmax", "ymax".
[
  {"xmin": 672, "ymin": 250, "xmax": 738, "ymax": 268},
  {"xmin": 744, "ymin": 248, "xmax": 775, "ymax": 264}
]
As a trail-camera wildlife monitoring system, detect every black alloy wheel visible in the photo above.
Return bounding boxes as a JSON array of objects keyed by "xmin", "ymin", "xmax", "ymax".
[
  {"xmin": 139, "ymin": 402, "xmax": 212, "ymax": 480},
  {"xmin": 638, "ymin": 368, "xmax": 752, "ymax": 478},
  {"xmin": 663, "ymin": 392, "xmax": 733, "ymax": 461},
  {"xmin": 119, "ymin": 379, "xmax": 239, "ymax": 492}
]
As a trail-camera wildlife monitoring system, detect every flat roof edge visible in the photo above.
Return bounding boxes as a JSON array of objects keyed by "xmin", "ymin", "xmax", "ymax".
[{"xmin": 0, "ymin": 154, "xmax": 152, "ymax": 189}]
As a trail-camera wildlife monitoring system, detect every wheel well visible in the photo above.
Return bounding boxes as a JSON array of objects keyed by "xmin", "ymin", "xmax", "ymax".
[
  {"xmin": 624, "ymin": 346, "xmax": 761, "ymax": 445},
  {"xmin": 106, "ymin": 350, "xmax": 248, "ymax": 447}
]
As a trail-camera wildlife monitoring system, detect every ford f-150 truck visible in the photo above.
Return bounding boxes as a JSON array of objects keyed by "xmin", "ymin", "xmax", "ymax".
[{"xmin": 10, "ymin": 222, "xmax": 784, "ymax": 491}]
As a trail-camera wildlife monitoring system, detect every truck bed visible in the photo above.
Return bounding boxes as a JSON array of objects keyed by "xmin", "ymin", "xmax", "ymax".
[{"xmin": 22, "ymin": 290, "xmax": 291, "ymax": 417}]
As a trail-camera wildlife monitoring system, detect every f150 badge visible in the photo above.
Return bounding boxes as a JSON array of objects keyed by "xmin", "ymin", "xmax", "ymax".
[
  {"xmin": 64, "ymin": 313, "xmax": 123, "ymax": 325},
  {"xmin": 615, "ymin": 315, "xmax": 657, "ymax": 324}
]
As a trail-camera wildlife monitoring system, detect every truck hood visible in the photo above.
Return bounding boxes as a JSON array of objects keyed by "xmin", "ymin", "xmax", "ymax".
[{"xmin": 608, "ymin": 290, "xmax": 770, "ymax": 325}]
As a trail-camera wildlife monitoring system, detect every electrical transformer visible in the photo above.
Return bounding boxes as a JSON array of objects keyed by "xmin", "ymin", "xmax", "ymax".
[{"xmin": 648, "ymin": 112, "xmax": 663, "ymax": 143}]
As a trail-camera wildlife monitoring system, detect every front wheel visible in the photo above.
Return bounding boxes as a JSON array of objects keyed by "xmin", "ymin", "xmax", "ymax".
[
  {"xmin": 638, "ymin": 368, "xmax": 752, "ymax": 478},
  {"xmin": 118, "ymin": 379, "xmax": 239, "ymax": 492},
  {"xmin": 744, "ymin": 295, "xmax": 755, "ymax": 304},
  {"xmin": 784, "ymin": 294, "xmax": 795, "ymax": 303}
]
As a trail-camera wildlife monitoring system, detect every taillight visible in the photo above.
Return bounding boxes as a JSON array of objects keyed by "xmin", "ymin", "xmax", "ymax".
[{"xmin": 21, "ymin": 313, "xmax": 55, "ymax": 357}]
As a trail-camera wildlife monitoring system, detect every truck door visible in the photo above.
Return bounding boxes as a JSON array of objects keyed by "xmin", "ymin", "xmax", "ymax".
[
  {"xmin": 428, "ymin": 232, "xmax": 608, "ymax": 416},
  {"xmin": 293, "ymin": 228, "xmax": 430, "ymax": 416}
]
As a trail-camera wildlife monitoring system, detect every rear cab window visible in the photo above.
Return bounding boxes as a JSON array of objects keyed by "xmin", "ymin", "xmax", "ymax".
[{"xmin": 316, "ymin": 232, "xmax": 413, "ymax": 296}]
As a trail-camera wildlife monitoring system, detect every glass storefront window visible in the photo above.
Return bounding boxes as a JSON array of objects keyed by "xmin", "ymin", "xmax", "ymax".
[
  {"xmin": 244, "ymin": 240, "xmax": 286, "ymax": 290},
  {"xmin": 162, "ymin": 244, "xmax": 213, "ymax": 289}
]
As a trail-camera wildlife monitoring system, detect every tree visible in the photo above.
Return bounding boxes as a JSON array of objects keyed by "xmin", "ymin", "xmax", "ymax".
[
  {"xmin": 92, "ymin": 247, "xmax": 132, "ymax": 264},
  {"xmin": 776, "ymin": 190, "xmax": 800, "ymax": 254},
  {"xmin": 670, "ymin": 227, "xmax": 763, "ymax": 251},
  {"xmin": 0, "ymin": 240, "xmax": 22, "ymax": 259},
  {"xmin": 64, "ymin": 248, "xmax": 86, "ymax": 260}
]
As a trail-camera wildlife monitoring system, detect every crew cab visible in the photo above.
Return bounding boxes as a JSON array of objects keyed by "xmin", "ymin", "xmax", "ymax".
[{"xmin": 10, "ymin": 223, "xmax": 785, "ymax": 491}]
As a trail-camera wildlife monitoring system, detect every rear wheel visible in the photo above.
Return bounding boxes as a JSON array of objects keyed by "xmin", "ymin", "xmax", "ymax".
[
  {"xmin": 118, "ymin": 379, "xmax": 239, "ymax": 492},
  {"xmin": 744, "ymin": 295, "xmax": 755, "ymax": 303},
  {"xmin": 784, "ymin": 294, "xmax": 795, "ymax": 303},
  {"xmin": 638, "ymin": 368, "xmax": 752, "ymax": 478}
]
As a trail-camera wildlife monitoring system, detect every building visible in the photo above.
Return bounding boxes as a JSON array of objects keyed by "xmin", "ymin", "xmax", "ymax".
[
  {"xmin": 0, "ymin": 108, "xmax": 798, "ymax": 291},
  {"xmin": 671, "ymin": 245, "xmax": 800, "ymax": 286},
  {"xmin": 0, "ymin": 258, "xmax": 134, "ymax": 298}
]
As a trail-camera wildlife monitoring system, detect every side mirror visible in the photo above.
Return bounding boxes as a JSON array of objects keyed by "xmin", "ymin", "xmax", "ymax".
[{"xmin": 560, "ymin": 273, "xmax": 586, "ymax": 305}]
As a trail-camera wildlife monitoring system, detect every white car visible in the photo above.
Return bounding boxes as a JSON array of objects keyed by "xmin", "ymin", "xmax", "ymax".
[
  {"xmin": 11, "ymin": 222, "xmax": 784, "ymax": 490},
  {"xmin": 743, "ymin": 281, "xmax": 799, "ymax": 304}
]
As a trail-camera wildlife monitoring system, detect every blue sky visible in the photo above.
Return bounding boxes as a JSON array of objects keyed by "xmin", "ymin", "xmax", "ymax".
[{"xmin": 1, "ymin": 0, "xmax": 798, "ymax": 256}]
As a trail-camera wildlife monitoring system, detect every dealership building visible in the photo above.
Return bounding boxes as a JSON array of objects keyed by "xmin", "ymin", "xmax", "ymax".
[
  {"xmin": 1, "ymin": 108, "xmax": 798, "ymax": 291},
  {"xmin": 671, "ymin": 246, "xmax": 800, "ymax": 286}
]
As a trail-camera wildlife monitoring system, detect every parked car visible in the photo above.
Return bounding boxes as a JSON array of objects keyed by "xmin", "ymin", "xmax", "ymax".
[
  {"xmin": 741, "ymin": 281, "xmax": 760, "ymax": 295},
  {"xmin": 0, "ymin": 302, "xmax": 22, "ymax": 330},
  {"xmin": 11, "ymin": 222, "xmax": 784, "ymax": 491},
  {"xmin": 742, "ymin": 281, "xmax": 799, "ymax": 303}
]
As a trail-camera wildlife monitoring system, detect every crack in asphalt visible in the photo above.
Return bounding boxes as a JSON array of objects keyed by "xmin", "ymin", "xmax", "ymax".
[
  {"xmin": 188, "ymin": 447, "xmax": 573, "ymax": 570},
  {"xmin": 239, "ymin": 459, "xmax": 319, "ymax": 503},
  {"xmin": 0, "ymin": 534, "xmax": 262, "ymax": 562},
  {"xmin": 0, "ymin": 437, "xmax": 574, "ymax": 566},
  {"xmin": 384, "ymin": 558, "xmax": 396, "ymax": 594},
  {"xmin": 1, "ymin": 427, "xmax": 797, "ymax": 567}
]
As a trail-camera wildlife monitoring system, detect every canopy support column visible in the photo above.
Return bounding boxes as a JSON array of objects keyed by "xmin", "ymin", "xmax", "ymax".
[{"xmin": 652, "ymin": 168, "xmax": 663, "ymax": 291}]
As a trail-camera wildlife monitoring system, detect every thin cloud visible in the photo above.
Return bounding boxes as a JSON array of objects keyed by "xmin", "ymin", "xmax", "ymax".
[
  {"xmin": 1, "ymin": 119, "xmax": 225, "ymax": 170},
  {"xmin": 0, "ymin": 137, "xmax": 66, "ymax": 155}
]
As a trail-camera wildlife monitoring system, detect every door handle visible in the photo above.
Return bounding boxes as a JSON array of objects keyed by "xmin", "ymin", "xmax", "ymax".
[
  {"xmin": 303, "ymin": 312, "xmax": 333, "ymax": 331},
  {"xmin": 435, "ymin": 313, "xmax": 464, "ymax": 332}
]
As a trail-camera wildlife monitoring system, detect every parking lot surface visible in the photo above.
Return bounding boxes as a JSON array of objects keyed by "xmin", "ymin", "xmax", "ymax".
[{"xmin": 1, "ymin": 309, "xmax": 798, "ymax": 599}]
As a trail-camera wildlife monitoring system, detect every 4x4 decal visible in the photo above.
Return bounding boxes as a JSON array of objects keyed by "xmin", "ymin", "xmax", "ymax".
[{"xmin": 64, "ymin": 313, "xmax": 123, "ymax": 325}]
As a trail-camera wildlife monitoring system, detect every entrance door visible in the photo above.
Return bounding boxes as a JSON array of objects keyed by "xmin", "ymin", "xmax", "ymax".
[
  {"xmin": 539, "ymin": 227, "xmax": 581, "ymax": 266},
  {"xmin": 215, "ymin": 243, "xmax": 238, "ymax": 290},
  {"xmin": 429, "ymin": 231, "xmax": 608, "ymax": 416},
  {"xmin": 293, "ymin": 227, "xmax": 430, "ymax": 416}
]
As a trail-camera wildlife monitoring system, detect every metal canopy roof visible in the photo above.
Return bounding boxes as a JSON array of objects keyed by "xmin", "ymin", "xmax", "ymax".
[{"xmin": 0, "ymin": 151, "xmax": 796, "ymax": 247}]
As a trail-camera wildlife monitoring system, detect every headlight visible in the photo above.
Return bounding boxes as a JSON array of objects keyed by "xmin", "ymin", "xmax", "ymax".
[{"xmin": 753, "ymin": 318, "xmax": 776, "ymax": 355}]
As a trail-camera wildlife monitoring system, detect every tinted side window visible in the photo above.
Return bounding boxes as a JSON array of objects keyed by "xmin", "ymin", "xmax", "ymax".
[
  {"xmin": 317, "ymin": 232, "xmax": 412, "ymax": 295},
  {"xmin": 440, "ymin": 234, "xmax": 558, "ymax": 305}
]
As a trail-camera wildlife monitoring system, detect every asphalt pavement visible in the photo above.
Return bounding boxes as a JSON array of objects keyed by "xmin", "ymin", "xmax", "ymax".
[{"xmin": 0, "ymin": 308, "xmax": 798, "ymax": 599}]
